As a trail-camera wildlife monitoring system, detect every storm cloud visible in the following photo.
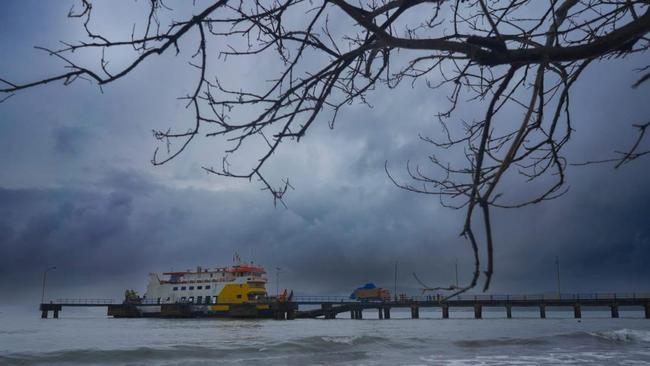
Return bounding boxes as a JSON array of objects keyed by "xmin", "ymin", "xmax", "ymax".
[{"xmin": 0, "ymin": 1, "xmax": 649, "ymax": 306}]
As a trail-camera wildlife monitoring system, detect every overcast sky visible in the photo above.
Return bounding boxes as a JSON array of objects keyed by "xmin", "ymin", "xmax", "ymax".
[{"xmin": 1, "ymin": 1, "xmax": 649, "ymax": 306}]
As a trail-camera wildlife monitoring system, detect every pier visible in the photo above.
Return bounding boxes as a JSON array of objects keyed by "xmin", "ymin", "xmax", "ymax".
[
  {"xmin": 40, "ymin": 293, "xmax": 650, "ymax": 320},
  {"xmin": 289, "ymin": 293, "xmax": 650, "ymax": 320}
]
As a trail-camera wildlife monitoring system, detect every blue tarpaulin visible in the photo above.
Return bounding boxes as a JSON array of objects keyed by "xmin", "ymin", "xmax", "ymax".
[{"xmin": 350, "ymin": 283, "xmax": 377, "ymax": 298}]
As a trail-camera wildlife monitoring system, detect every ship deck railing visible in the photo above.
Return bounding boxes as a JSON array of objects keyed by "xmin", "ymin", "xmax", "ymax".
[{"xmin": 52, "ymin": 298, "xmax": 117, "ymax": 305}]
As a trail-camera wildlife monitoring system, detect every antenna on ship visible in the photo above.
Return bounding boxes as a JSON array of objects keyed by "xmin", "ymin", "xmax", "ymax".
[{"xmin": 276, "ymin": 267, "xmax": 283, "ymax": 296}]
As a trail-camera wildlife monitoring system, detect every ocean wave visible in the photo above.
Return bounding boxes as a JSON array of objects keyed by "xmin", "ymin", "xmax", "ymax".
[
  {"xmin": 0, "ymin": 329, "xmax": 39, "ymax": 336},
  {"xmin": 319, "ymin": 335, "xmax": 385, "ymax": 345},
  {"xmin": 588, "ymin": 329, "xmax": 650, "ymax": 343},
  {"xmin": 0, "ymin": 346, "xmax": 250, "ymax": 365},
  {"xmin": 261, "ymin": 334, "xmax": 388, "ymax": 354},
  {"xmin": 454, "ymin": 328, "xmax": 650, "ymax": 349},
  {"xmin": 420, "ymin": 350, "xmax": 636, "ymax": 366},
  {"xmin": 0, "ymin": 336, "xmax": 387, "ymax": 365},
  {"xmin": 454, "ymin": 337, "xmax": 549, "ymax": 348}
]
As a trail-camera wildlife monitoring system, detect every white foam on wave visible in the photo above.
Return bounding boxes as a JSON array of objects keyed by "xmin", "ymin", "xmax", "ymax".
[
  {"xmin": 320, "ymin": 335, "xmax": 362, "ymax": 345},
  {"xmin": 419, "ymin": 351, "xmax": 629, "ymax": 366},
  {"xmin": 590, "ymin": 329, "xmax": 650, "ymax": 343}
]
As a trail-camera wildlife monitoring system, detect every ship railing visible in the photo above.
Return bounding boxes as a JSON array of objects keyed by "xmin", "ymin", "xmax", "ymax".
[
  {"xmin": 139, "ymin": 299, "xmax": 167, "ymax": 304},
  {"xmin": 52, "ymin": 298, "xmax": 117, "ymax": 305},
  {"xmin": 50, "ymin": 298, "xmax": 168, "ymax": 305}
]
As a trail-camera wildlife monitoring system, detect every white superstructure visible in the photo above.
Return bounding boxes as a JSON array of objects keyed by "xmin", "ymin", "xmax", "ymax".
[{"xmin": 142, "ymin": 262, "xmax": 268, "ymax": 305}]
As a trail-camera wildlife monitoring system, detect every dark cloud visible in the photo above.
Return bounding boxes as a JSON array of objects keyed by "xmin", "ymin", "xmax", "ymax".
[
  {"xmin": 1, "ymin": 162, "xmax": 648, "ymax": 306},
  {"xmin": 53, "ymin": 126, "xmax": 89, "ymax": 155}
]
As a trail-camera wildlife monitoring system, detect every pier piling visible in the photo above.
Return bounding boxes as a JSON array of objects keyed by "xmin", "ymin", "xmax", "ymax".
[
  {"xmin": 610, "ymin": 304, "xmax": 619, "ymax": 318},
  {"xmin": 321, "ymin": 304, "xmax": 336, "ymax": 319},
  {"xmin": 411, "ymin": 306, "xmax": 419, "ymax": 319},
  {"xmin": 39, "ymin": 303, "xmax": 62, "ymax": 319},
  {"xmin": 383, "ymin": 307, "xmax": 391, "ymax": 319},
  {"xmin": 474, "ymin": 305, "xmax": 482, "ymax": 319},
  {"xmin": 645, "ymin": 303, "xmax": 650, "ymax": 319},
  {"xmin": 573, "ymin": 304, "xmax": 582, "ymax": 319},
  {"xmin": 506, "ymin": 305, "xmax": 512, "ymax": 319},
  {"xmin": 539, "ymin": 305, "xmax": 546, "ymax": 319},
  {"xmin": 378, "ymin": 308, "xmax": 383, "ymax": 319},
  {"xmin": 442, "ymin": 305, "xmax": 449, "ymax": 319}
]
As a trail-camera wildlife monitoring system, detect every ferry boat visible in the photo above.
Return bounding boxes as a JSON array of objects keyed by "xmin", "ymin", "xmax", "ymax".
[{"xmin": 108, "ymin": 256, "xmax": 289, "ymax": 318}]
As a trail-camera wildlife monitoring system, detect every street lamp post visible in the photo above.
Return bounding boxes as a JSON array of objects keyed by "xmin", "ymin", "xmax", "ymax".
[
  {"xmin": 394, "ymin": 261, "xmax": 398, "ymax": 301},
  {"xmin": 555, "ymin": 256, "xmax": 561, "ymax": 297},
  {"xmin": 275, "ymin": 267, "xmax": 282, "ymax": 296},
  {"xmin": 41, "ymin": 266, "xmax": 56, "ymax": 304}
]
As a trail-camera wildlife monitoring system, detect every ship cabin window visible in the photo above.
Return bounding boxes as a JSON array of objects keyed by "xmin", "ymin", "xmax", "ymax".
[
  {"xmin": 210, "ymin": 273, "xmax": 213, "ymax": 278},
  {"xmin": 205, "ymin": 285, "xmax": 211, "ymax": 289},
  {"xmin": 236, "ymin": 294, "xmax": 242, "ymax": 299},
  {"xmin": 197, "ymin": 286, "xmax": 203, "ymax": 290},
  {"xmin": 166, "ymin": 297, "xmax": 170, "ymax": 302},
  {"xmin": 204, "ymin": 297, "xmax": 210, "ymax": 305},
  {"xmin": 189, "ymin": 296, "xmax": 194, "ymax": 303},
  {"xmin": 197, "ymin": 296, "xmax": 203, "ymax": 304},
  {"xmin": 181, "ymin": 286, "xmax": 186, "ymax": 290},
  {"xmin": 189, "ymin": 286, "xmax": 194, "ymax": 290},
  {"xmin": 173, "ymin": 287, "xmax": 178, "ymax": 291},
  {"xmin": 181, "ymin": 297, "xmax": 186, "ymax": 302},
  {"xmin": 212, "ymin": 296, "xmax": 218, "ymax": 304},
  {"xmin": 157, "ymin": 297, "xmax": 161, "ymax": 304}
]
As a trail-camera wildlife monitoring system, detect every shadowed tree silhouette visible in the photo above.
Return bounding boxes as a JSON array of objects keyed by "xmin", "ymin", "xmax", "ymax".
[{"xmin": 2, "ymin": 0, "xmax": 649, "ymax": 296}]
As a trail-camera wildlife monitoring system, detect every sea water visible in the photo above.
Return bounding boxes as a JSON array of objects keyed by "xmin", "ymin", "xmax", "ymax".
[{"xmin": 1, "ymin": 307, "xmax": 649, "ymax": 365}]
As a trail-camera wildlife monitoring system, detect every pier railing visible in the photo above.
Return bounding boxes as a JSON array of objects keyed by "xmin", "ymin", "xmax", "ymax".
[
  {"xmin": 39, "ymin": 292, "xmax": 650, "ymax": 319},
  {"xmin": 290, "ymin": 292, "xmax": 650, "ymax": 320},
  {"xmin": 292, "ymin": 296, "xmax": 351, "ymax": 303},
  {"xmin": 48, "ymin": 292, "xmax": 650, "ymax": 306},
  {"xmin": 412, "ymin": 292, "xmax": 650, "ymax": 302},
  {"xmin": 292, "ymin": 292, "xmax": 650, "ymax": 304}
]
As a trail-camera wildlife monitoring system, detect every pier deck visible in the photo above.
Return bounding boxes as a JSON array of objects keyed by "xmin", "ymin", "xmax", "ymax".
[
  {"xmin": 40, "ymin": 293, "xmax": 650, "ymax": 319},
  {"xmin": 290, "ymin": 293, "xmax": 650, "ymax": 320}
]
